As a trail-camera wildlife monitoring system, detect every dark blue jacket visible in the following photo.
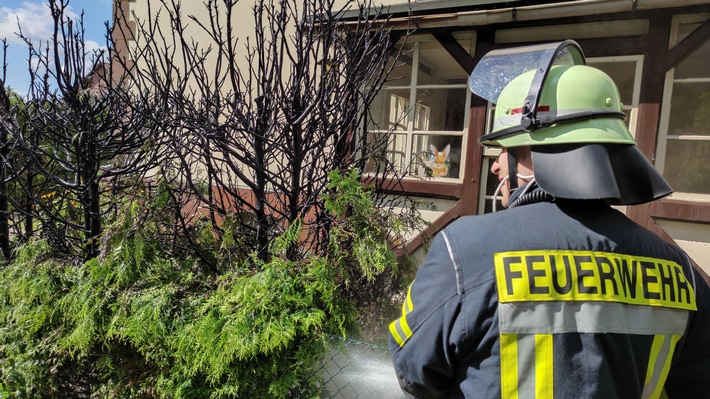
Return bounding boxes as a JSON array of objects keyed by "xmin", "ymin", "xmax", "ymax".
[{"xmin": 389, "ymin": 198, "xmax": 710, "ymax": 399}]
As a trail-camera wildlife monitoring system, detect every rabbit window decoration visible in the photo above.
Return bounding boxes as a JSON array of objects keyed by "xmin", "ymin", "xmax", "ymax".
[{"xmin": 421, "ymin": 144, "xmax": 451, "ymax": 177}]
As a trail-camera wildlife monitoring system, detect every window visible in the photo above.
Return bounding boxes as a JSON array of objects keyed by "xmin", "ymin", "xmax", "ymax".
[
  {"xmin": 478, "ymin": 105, "xmax": 503, "ymax": 214},
  {"xmin": 365, "ymin": 34, "xmax": 473, "ymax": 180},
  {"xmin": 657, "ymin": 14, "xmax": 710, "ymax": 197},
  {"xmin": 477, "ymin": 55, "xmax": 643, "ymax": 214},
  {"xmin": 588, "ymin": 56, "xmax": 643, "ymax": 137}
]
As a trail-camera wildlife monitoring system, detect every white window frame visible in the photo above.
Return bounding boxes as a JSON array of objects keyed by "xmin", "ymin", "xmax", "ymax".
[
  {"xmin": 656, "ymin": 13, "xmax": 710, "ymax": 202},
  {"xmin": 366, "ymin": 32, "xmax": 475, "ymax": 182},
  {"xmin": 478, "ymin": 104, "xmax": 501, "ymax": 214}
]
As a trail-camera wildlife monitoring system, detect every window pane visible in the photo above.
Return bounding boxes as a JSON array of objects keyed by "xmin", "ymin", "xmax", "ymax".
[
  {"xmin": 384, "ymin": 44, "xmax": 415, "ymax": 86},
  {"xmin": 481, "ymin": 156, "xmax": 504, "ymax": 213},
  {"xmin": 482, "ymin": 198, "xmax": 503, "ymax": 214},
  {"xmin": 668, "ymin": 82, "xmax": 710, "ymax": 136},
  {"xmin": 364, "ymin": 132, "xmax": 408, "ymax": 175},
  {"xmin": 410, "ymin": 134, "xmax": 463, "ymax": 178},
  {"xmin": 414, "ymin": 88, "xmax": 467, "ymax": 131},
  {"xmin": 663, "ymin": 139, "xmax": 710, "ymax": 194},
  {"xmin": 678, "ymin": 20, "xmax": 701, "ymax": 41},
  {"xmin": 417, "ymin": 40, "xmax": 470, "ymax": 85},
  {"xmin": 366, "ymin": 38, "xmax": 472, "ymax": 181},
  {"xmin": 370, "ymin": 89, "xmax": 412, "ymax": 130},
  {"xmin": 675, "ymin": 28, "xmax": 710, "ymax": 79},
  {"xmin": 589, "ymin": 61, "xmax": 636, "ymax": 106},
  {"xmin": 484, "ymin": 162, "xmax": 501, "ymax": 195}
]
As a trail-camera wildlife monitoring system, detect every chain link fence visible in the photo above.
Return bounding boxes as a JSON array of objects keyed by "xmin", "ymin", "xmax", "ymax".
[{"xmin": 319, "ymin": 337, "xmax": 406, "ymax": 398}]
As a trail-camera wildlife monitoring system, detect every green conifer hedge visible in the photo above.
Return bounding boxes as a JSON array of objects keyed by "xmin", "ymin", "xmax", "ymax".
[{"xmin": 0, "ymin": 169, "xmax": 415, "ymax": 398}]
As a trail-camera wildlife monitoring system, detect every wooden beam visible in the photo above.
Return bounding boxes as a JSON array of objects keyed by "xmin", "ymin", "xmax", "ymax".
[
  {"xmin": 623, "ymin": 16, "xmax": 670, "ymax": 232},
  {"xmin": 662, "ymin": 18, "xmax": 710, "ymax": 71},
  {"xmin": 432, "ymin": 29, "xmax": 477, "ymax": 74},
  {"xmin": 460, "ymin": 94, "xmax": 488, "ymax": 216}
]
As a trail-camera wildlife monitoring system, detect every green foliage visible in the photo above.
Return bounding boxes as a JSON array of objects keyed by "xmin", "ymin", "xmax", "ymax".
[
  {"xmin": 323, "ymin": 169, "xmax": 418, "ymax": 341},
  {"xmin": 0, "ymin": 169, "xmax": 412, "ymax": 398},
  {"xmin": 325, "ymin": 168, "xmax": 396, "ymax": 279},
  {"xmin": 0, "ymin": 241, "xmax": 63, "ymax": 397}
]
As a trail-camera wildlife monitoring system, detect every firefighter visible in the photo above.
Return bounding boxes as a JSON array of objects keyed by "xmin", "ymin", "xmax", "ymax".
[{"xmin": 389, "ymin": 40, "xmax": 710, "ymax": 399}]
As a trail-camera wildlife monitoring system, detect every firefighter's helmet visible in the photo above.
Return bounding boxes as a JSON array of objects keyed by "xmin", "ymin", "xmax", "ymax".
[{"xmin": 468, "ymin": 40, "xmax": 671, "ymax": 205}]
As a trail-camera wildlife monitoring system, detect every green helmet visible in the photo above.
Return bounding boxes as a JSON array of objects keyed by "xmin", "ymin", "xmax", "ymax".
[
  {"xmin": 469, "ymin": 40, "xmax": 672, "ymax": 205},
  {"xmin": 483, "ymin": 64, "xmax": 635, "ymax": 148}
]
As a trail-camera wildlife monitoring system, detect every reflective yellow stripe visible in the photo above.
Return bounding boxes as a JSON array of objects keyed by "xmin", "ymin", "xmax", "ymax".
[
  {"xmin": 405, "ymin": 284, "xmax": 414, "ymax": 314},
  {"xmin": 402, "ymin": 283, "xmax": 414, "ymax": 316},
  {"xmin": 399, "ymin": 314, "xmax": 412, "ymax": 338},
  {"xmin": 500, "ymin": 333, "xmax": 519, "ymax": 399},
  {"xmin": 535, "ymin": 334, "xmax": 554, "ymax": 399},
  {"xmin": 501, "ymin": 333, "xmax": 554, "ymax": 399},
  {"xmin": 644, "ymin": 335, "xmax": 664, "ymax": 385},
  {"xmin": 390, "ymin": 283, "xmax": 415, "ymax": 348},
  {"xmin": 389, "ymin": 313, "xmax": 413, "ymax": 348},
  {"xmin": 643, "ymin": 334, "xmax": 681, "ymax": 399},
  {"xmin": 389, "ymin": 320, "xmax": 405, "ymax": 347}
]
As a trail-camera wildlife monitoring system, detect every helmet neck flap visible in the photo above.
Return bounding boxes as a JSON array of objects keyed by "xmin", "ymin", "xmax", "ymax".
[{"xmin": 532, "ymin": 143, "xmax": 672, "ymax": 205}]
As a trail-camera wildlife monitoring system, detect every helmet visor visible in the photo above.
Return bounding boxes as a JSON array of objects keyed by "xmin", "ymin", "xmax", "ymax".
[{"xmin": 468, "ymin": 40, "xmax": 585, "ymax": 104}]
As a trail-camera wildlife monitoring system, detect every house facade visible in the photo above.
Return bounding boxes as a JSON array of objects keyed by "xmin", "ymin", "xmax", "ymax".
[
  {"xmin": 347, "ymin": 0, "xmax": 710, "ymax": 275},
  {"xmin": 114, "ymin": 0, "xmax": 710, "ymax": 273}
]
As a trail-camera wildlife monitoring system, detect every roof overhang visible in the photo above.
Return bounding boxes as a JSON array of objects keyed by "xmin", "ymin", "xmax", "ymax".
[{"xmin": 338, "ymin": 0, "xmax": 710, "ymax": 30}]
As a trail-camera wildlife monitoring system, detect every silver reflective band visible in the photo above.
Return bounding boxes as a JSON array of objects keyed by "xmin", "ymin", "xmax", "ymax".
[
  {"xmin": 499, "ymin": 301, "xmax": 689, "ymax": 335},
  {"xmin": 516, "ymin": 334, "xmax": 537, "ymax": 399}
]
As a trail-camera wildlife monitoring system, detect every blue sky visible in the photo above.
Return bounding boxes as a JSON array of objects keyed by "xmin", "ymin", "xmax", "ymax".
[{"xmin": 1, "ymin": 0, "xmax": 113, "ymax": 94}]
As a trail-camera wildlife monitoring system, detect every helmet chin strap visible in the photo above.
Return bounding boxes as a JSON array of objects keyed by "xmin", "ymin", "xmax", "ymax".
[
  {"xmin": 508, "ymin": 149, "xmax": 519, "ymax": 191},
  {"xmin": 491, "ymin": 147, "xmax": 535, "ymax": 212},
  {"xmin": 492, "ymin": 173, "xmax": 535, "ymax": 212}
]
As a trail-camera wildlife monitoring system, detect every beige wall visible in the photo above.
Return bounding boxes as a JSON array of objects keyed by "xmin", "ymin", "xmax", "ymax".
[
  {"xmin": 657, "ymin": 220, "xmax": 710, "ymax": 276},
  {"xmin": 124, "ymin": 0, "xmax": 251, "ymax": 91},
  {"xmin": 119, "ymin": 1, "xmax": 710, "ymax": 266},
  {"xmin": 124, "ymin": 0, "xmax": 404, "ymax": 75}
]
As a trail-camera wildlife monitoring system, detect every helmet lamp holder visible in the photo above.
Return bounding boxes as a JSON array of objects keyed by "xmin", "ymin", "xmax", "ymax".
[
  {"xmin": 469, "ymin": 40, "xmax": 591, "ymax": 144},
  {"xmin": 519, "ymin": 41, "xmax": 586, "ymax": 133}
]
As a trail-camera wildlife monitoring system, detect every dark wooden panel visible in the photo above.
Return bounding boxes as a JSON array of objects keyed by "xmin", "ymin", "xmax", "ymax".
[{"xmin": 651, "ymin": 199, "xmax": 710, "ymax": 224}]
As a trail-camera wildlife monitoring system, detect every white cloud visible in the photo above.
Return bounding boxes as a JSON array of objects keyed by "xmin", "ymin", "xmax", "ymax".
[
  {"xmin": 84, "ymin": 39, "xmax": 109, "ymax": 66},
  {"xmin": 1, "ymin": 2, "xmax": 52, "ymax": 44},
  {"xmin": 0, "ymin": 1, "xmax": 80, "ymax": 45},
  {"xmin": 0, "ymin": 2, "xmax": 109, "ymax": 94}
]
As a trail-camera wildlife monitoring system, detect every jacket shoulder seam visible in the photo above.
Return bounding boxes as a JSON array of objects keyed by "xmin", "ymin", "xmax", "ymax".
[{"xmin": 441, "ymin": 231, "xmax": 463, "ymax": 295}]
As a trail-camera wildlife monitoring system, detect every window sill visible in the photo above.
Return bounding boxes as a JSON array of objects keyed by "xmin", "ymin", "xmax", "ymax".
[
  {"xmin": 650, "ymin": 197, "xmax": 710, "ymax": 224},
  {"xmin": 362, "ymin": 176, "xmax": 464, "ymax": 199}
]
